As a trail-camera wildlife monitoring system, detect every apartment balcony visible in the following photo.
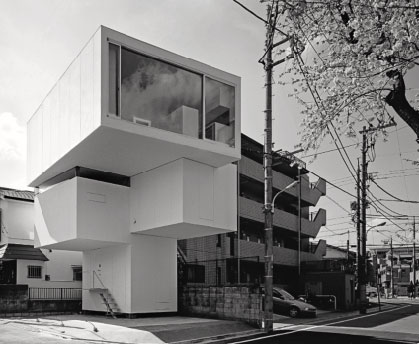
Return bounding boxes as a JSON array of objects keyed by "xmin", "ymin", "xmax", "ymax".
[
  {"xmin": 239, "ymin": 197, "xmax": 326, "ymax": 238},
  {"xmin": 27, "ymin": 26, "xmax": 241, "ymax": 188},
  {"xmin": 232, "ymin": 239, "xmax": 322, "ymax": 267},
  {"xmin": 239, "ymin": 156, "xmax": 326, "ymax": 207}
]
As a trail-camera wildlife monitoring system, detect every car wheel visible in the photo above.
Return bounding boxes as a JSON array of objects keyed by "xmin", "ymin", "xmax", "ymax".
[{"xmin": 289, "ymin": 307, "xmax": 299, "ymax": 318}]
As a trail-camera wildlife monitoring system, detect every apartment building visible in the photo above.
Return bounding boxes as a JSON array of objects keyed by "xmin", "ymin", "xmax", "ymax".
[
  {"xmin": 0, "ymin": 187, "xmax": 82, "ymax": 288},
  {"xmin": 371, "ymin": 246, "xmax": 418, "ymax": 295},
  {"xmin": 27, "ymin": 27, "xmax": 240, "ymax": 315},
  {"xmin": 179, "ymin": 134, "xmax": 327, "ymax": 291}
]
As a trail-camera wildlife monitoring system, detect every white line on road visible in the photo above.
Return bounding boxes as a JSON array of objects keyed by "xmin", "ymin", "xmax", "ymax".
[{"xmin": 232, "ymin": 305, "xmax": 412, "ymax": 343}]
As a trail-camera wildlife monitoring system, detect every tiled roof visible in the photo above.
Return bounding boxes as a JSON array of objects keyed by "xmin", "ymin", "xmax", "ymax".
[
  {"xmin": 0, "ymin": 187, "xmax": 34, "ymax": 201},
  {"xmin": 0, "ymin": 244, "xmax": 48, "ymax": 261}
]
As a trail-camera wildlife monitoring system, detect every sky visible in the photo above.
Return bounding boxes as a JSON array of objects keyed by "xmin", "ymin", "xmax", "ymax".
[{"xmin": 1, "ymin": 0, "xmax": 418, "ymax": 249}]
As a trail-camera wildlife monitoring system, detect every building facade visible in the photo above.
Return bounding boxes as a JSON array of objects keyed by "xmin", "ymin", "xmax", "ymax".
[
  {"xmin": 28, "ymin": 27, "xmax": 241, "ymax": 315},
  {"xmin": 0, "ymin": 187, "xmax": 82, "ymax": 288},
  {"xmin": 371, "ymin": 246, "xmax": 418, "ymax": 296},
  {"xmin": 179, "ymin": 134, "xmax": 327, "ymax": 292}
]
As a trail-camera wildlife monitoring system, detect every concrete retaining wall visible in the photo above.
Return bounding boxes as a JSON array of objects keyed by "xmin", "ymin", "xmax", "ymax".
[
  {"xmin": 0, "ymin": 284, "xmax": 81, "ymax": 315},
  {"xmin": 179, "ymin": 286, "xmax": 262, "ymax": 327}
]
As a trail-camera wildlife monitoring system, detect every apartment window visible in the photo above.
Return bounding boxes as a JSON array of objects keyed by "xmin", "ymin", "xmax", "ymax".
[
  {"xmin": 72, "ymin": 266, "xmax": 82, "ymax": 281},
  {"xmin": 27, "ymin": 265, "xmax": 42, "ymax": 279}
]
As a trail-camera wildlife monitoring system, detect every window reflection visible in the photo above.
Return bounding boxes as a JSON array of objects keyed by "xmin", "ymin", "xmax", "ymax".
[
  {"xmin": 109, "ymin": 44, "xmax": 120, "ymax": 116},
  {"xmin": 120, "ymin": 48, "xmax": 202, "ymax": 138},
  {"xmin": 205, "ymin": 78, "xmax": 235, "ymax": 147}
]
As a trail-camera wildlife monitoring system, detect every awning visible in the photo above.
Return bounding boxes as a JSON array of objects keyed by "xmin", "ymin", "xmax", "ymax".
[{"xmin": 0, "ymin": 244, "xmax": 48, "ymax": 261}]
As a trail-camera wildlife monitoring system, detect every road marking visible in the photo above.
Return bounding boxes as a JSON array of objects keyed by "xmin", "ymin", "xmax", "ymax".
[{"xmin": 232, "ymin": 304, "xmax": 411, "ymax": 343}]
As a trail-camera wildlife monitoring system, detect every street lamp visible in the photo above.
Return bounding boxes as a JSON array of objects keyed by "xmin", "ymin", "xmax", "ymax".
[
  {"xmin": 271, "ymin": 180, "xmax": 299, "ymax": 213},
  {"xmin": 366, "ymin": 221, "xmax": 386, "ymax": 235}
]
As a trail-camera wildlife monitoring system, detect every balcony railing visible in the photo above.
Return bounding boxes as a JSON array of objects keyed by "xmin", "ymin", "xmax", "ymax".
[
  {"xmin": 239, "ymin": 156, "xmax": 326, "ymax": 206},
  {"xmin": 240, "ymin": 197, "xmax": 326, "ymax": 237},
  {"xmin": 232, "ymin": 239, "xmax": 321, "ymax": 267}
]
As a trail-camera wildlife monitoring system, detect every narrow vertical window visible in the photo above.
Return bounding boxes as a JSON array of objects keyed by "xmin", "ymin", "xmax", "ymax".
[
  {"xmin": 109, "ymin": 43, "xmax": 120, "ymax": 116},
  {"xmin": 205, "ymin": 77, "xmax": 235, "ymax": 147}
]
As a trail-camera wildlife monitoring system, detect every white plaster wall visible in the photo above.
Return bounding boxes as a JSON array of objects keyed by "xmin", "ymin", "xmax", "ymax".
[
  {"xmin": 16, "ymin": 260, "xmax": 46, "ymax": 286},
  {"xmin": 16, "ymin": 255, "xmax": 82, "ymax": 288},
  {"xmin": 0, "ymin": 199, "xmax": 34, "ymax": 245},
  {"xmin": 27, "ymin": 28, "xmax": 102, "ymax": 185},
  {"xmin": 130, "ymin": 235, "xmax": 177, "ymax": 313},
  {"xmin": 43, "ymin": 249, "xmax": 82, "ymax": 287},
  {"xmin": 82, "ymin": 245, "xmax": 131, "ymax": 313},
  {"xmin": 77, "ymin": 177, "xmax": 130, "ymax": 244}
]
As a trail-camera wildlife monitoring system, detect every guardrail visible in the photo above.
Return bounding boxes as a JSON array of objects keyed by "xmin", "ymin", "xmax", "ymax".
[{"xmin": 29, "ymin": 287, "xmax": 82, "ymax": 300}]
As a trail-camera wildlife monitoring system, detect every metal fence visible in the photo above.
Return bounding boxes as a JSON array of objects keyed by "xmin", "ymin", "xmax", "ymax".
[
  {"xmin": 178, "ymin": 256, "xmax": 263, "ymax": 287},
  {"xmin": 29, "ymin": 288, "xmax": 82, "ymax": 300}
]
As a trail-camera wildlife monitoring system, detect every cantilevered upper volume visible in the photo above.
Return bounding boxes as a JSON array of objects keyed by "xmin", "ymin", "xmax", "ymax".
[{"xmin": 27, "ymin": 26, "xmax": 241, "ymax": 187}]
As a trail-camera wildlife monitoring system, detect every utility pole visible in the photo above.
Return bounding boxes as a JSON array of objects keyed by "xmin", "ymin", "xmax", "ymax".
[
  {"xmin": 347, "ymin": 230, "xmax": 350, "ymax": 263},
  {"xmin": 298, "ymin": 168, "xmax": 302, "ymax": 277},
  {"xmin": 356, "ymin": 160, "xmax": 362, "ymax": 307},
  {"xmin": 358, "ymin": 121, "xmax": 396, "ymax": 312},
  {"xmin": 263, "ymin": 3, "xmax": 275, "ymax": 333},
  {"xmin": 413, "ymin": 217, "xmax": 416, "ymax": 298},
  {"xmin": 390, "ymin": 237, "xmax": 394, "ymax": 297},
  {"xmin": 359, "ymin": 126, "xmax": 368, "ymax": 314}
]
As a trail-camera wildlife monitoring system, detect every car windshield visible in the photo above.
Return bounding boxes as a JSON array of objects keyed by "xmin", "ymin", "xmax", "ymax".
[{"xmin": 277, "ymin": 289, "xmax": 295, "ymax": 300}]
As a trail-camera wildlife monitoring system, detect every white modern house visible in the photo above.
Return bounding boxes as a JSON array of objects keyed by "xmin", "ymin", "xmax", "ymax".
[
  {"xmin": 28, "ymin": 26, "xmax": 240, "ymax": 315},
  {"xmin": 0, "ymin": 187, "xmax": 82, "ymax": 288}
]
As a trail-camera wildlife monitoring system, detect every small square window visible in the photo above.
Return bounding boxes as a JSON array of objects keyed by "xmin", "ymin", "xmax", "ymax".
[
  {"xmin": 72, "ymin": 267, "xmax": 82, "ymax": 281},
  {"xmin": 28, "ymin": 265, "xmax": 42, "ymax": 279}
]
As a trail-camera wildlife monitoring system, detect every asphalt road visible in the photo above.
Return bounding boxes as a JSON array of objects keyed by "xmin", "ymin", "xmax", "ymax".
[{"xmin": 228, "ymin": 303, "xmax": 419, "ymax": 344}]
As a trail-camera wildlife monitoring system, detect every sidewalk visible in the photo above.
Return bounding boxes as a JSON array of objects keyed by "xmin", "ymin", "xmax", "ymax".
[
  {"xmin": 0, "ymin": 302, "xmax": 405, "ymax": 344},
  {"xmin": 0, "ymin": 314, "xmax": 260, "ymax": 344}
]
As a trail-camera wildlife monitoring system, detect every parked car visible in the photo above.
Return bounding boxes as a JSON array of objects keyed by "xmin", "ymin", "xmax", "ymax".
[
  {"xmin": 366, "ymin": 286, "xmax": 378, "ymax": 298},
  {"xmin": 269, "ymin": 288, "xmax": 317, "ymax": 318}
]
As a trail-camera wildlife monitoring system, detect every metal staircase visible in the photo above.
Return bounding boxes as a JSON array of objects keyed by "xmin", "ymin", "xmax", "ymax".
[{"xmin": 91, "ymin": 271, "xmax": 119, "ymax": 318}]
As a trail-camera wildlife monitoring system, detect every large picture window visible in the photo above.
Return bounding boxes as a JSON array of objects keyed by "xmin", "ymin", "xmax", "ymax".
[{"xmin": 108, "ymin": 43, "xmax": 235, "ymax": 146}]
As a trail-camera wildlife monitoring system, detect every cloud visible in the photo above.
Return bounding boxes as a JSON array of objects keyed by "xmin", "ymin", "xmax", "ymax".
[
  {"xmin": 0, "ymin": 112, "xmax": 26, "ymax": 161},
  {"xmin": 0, "ymin": 112, "xmax": 28, "ymax": 190}
]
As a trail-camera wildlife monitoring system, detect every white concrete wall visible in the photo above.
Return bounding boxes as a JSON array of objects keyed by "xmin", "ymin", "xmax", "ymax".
[
  {"xmin": 0, "ymin": 199, "xmax": 34, "ymax": 246},
  {"xmin": 130, "ymin": 159, "xmax": 184, "ymax": 233},
  {"xmin": 76, "ymin": 178, "xmax": 130, "ymax": 244},
  {"xmin": 130, "ymin": 159, "xmax": 237, "ymax": 238},
  {"xmin": 35, "ymin": 179, "xmax": 78, "ymax": 247},
  {"xmin": 27, "ymin": 28, "xmax": 102, "ymax": 186},
  {"xmin": 35, "ymin": 177, "xmax": 130, "ymax": 249},
  {"xmin": 82, "ymin": 245, "xmax": 131, "ymax": 313},
  {"xmin": 130, "ymin": 235, "xmax": 177, "ymax": 313}
]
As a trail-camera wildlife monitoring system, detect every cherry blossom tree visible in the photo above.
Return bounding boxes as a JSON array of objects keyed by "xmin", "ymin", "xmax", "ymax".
[{"xmin": 273, "ymin": 0, "xmax": 419, "ymax": 150}]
